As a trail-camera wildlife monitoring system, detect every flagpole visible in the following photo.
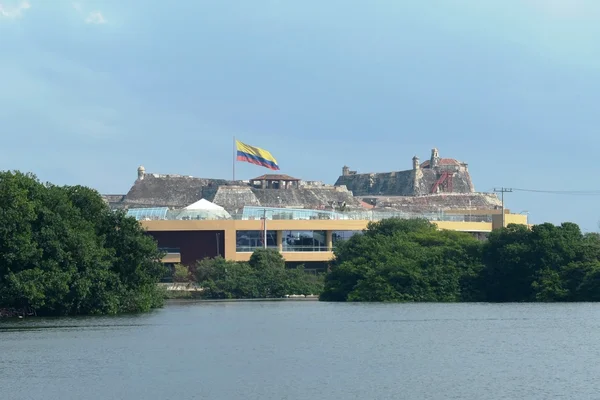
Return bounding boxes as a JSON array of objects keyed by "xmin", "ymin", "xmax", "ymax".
[{"xmin": 232, "ymin": 136, "xmax": 236, "ymax": 181}]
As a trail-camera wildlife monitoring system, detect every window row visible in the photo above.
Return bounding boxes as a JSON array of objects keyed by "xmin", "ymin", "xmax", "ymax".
[{"xmin": 235, "ymin": 230, "xmax": 362, "ymax": 252}]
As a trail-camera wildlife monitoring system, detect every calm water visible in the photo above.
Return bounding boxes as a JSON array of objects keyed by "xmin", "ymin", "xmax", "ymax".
[{"xmin": 2, "ymin": 300, "xmax": 600, "ymax": 399}]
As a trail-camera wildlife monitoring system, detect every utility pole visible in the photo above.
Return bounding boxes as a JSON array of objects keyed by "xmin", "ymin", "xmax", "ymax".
[{"xmin": 494, "ymin": 187, "xmax": 513, "ymax": 228}]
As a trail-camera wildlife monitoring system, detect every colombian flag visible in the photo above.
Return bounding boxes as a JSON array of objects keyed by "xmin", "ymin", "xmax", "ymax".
[{"xmin": 236, "ymin": 140, "xmax": 280, "ymax": 170}]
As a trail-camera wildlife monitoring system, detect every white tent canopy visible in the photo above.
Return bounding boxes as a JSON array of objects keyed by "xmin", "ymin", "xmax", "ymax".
[
  {"xmin": 175, "ymin": 198, "xmax": 231, "ymax": 220},
  {"xmin": 184, "ymin": 198, "xmax": 225, "ymax": 211}
]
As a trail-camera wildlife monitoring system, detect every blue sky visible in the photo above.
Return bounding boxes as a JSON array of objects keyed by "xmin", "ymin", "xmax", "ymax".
[{"xmin": 1, "ymin": 0, "xmax": 600, "ymax": 231}]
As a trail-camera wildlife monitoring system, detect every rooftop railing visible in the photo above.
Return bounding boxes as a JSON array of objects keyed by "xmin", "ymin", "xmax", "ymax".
[{"xmin": 128, "ymin": 205, "xmax": 494, "ymax": 223}]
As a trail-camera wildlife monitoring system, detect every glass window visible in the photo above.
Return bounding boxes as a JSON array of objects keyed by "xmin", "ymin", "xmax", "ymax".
[
  {"xmin": 236, "ymin": 230, "xmax": 277, "ymax": 252},
  {"xmin": 282, "ymin": 230, "xmax": 327, "ymax": 252},
  {"xmin": 332, "ymin": 230, "xmax": 362, "ymax": 246},
  {"xmin": 126, "ymin": 207, "xmax": 169, "ymax": 220}
]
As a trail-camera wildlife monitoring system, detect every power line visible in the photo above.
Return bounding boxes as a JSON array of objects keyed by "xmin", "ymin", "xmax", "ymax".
[
  {"xmin": 483, "ymin": 187, "xmax": 600, "ymax": 196},
  {"xmin": 511, "ymin": 188, "xmax": 600, "ymax": 195}
]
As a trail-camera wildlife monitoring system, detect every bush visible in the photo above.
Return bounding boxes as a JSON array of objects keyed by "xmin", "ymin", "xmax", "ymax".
[
  {"xmin": 172, "ymin": 264, "xmax": 193, "ymax": 283},
  {"xmin": 194, "ymin": 249, "xmax": 324, "ymax": 299}
]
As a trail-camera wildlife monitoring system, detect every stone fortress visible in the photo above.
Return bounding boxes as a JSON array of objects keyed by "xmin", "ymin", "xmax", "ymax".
[
  {"xmin": 337, "ymin": 148, "xmax": 474, "ymax": 196},
  {"xmin": 104, "ymin": 148, "xmax": 501, "ymax": 214}
]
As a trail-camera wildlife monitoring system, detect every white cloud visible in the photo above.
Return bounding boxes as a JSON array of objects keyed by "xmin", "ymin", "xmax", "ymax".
[
  {"xmin": 85, "ymin": 11, "xmax": 106, "ymax": 24},
  {"xmin": 73, "ymin": 3, "xmax": 107, "ymax": 25},
  {"xmin": 0, "ymin": 0, "xmax": 30, "ymax": 19}
]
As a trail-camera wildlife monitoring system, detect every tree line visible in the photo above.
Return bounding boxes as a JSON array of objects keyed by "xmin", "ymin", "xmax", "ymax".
[
  {"xmin": 320, "ymin": 218, "xmax": 600, "ymax": 302},
  {"xmin": 0, "ymin": 171, "xmax": 167, "ymax": 316}
]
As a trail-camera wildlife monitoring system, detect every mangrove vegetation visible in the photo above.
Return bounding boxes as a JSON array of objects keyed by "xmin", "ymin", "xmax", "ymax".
[
  {"xmin": 177, "ymin": 249, "xmax": 324, "ymax": 299},
  {"xmin": 320, "ymin": 218, "xmax": 600, "ymax": 302},
  {"xmin": 0, "ymin": 171, "xmax": 167, "ymax": 316}
]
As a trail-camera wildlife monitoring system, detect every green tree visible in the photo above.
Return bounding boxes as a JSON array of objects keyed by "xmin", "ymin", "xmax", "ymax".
[
  {"xmin": 193, "ymin": 249, "xmax": 324, "ymax": 299},
  {"xmin": 320, "ymin": 218, "xmax": 484, "ymax": 302},
  {"xmin": 0, "ymin": 171, "xmax": 167, "ymax": 316},
  {"xmin": 480, "ymin": 224, "xmax": 535, "ymax": 302},
  {"xmin": 248, "ymin": 249, "xmax": 289, "ymax": 297},
  {"xmin": 195, "ymin": 256, "xmax": 259, "ymax": 299},
  {"xmin": 481, "ymin": 222, "xmax": 591, "ymax": 302},
  {"xmin": 574, "ymin": 261, "xmax": 600, "ymax": 301}
]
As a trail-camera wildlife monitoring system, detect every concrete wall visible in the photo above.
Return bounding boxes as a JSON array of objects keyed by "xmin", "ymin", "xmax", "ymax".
[{"xmin": 492, "ymin": 212, "xmax": 528, "ymax": 229}]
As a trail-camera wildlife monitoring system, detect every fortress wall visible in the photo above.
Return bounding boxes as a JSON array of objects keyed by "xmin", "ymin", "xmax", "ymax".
[
  {"xmin": 251, "ymin": 187, "xmax": 361, "ymax": 210},
  {"xmin": 360, "ymin": 193, "xmax": 501, "ymax": 213},
  {"xmin": 414, "ymin": 169, "xmax": 437, "ymax": 195},
  {"xmin": 212, "ymin": 187, "xmax": 261, "ymax": 211},
  {"xmin": 109, "ymin": 175, "xmax": 361, "ymax": 212},
  {"xmin": 335, "ymin": 170, "xmax": 415, "ymax": 196},
  {"xmin": 207, "ymin": 186, "xmax": 362, "ymax": 212},
  {"xmin": 337, "ymin": 168, "xmax": 475, "ymax": 197},
  {"xmin": 122, "ymin": 175, "xmax": 233, "ymax": 207},
  {"xmin": 446, "ymin": 170, "xmax": 475, "ymax": 193}
]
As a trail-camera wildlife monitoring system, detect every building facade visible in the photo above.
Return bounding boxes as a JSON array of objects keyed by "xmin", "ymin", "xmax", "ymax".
[{"xmin": 140, "ymin": 208, "xmax": 528, "ymax": 270}]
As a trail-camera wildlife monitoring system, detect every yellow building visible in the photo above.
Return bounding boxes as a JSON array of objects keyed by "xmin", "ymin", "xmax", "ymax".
[{"xmin": 136, "ymin": 206, "xmax": 528, "ymax": 269}]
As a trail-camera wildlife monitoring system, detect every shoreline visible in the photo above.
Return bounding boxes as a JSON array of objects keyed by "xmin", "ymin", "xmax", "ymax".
[{"xmin": 166, "ymin": 296, "xmax": 319, "ymax": 303}]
